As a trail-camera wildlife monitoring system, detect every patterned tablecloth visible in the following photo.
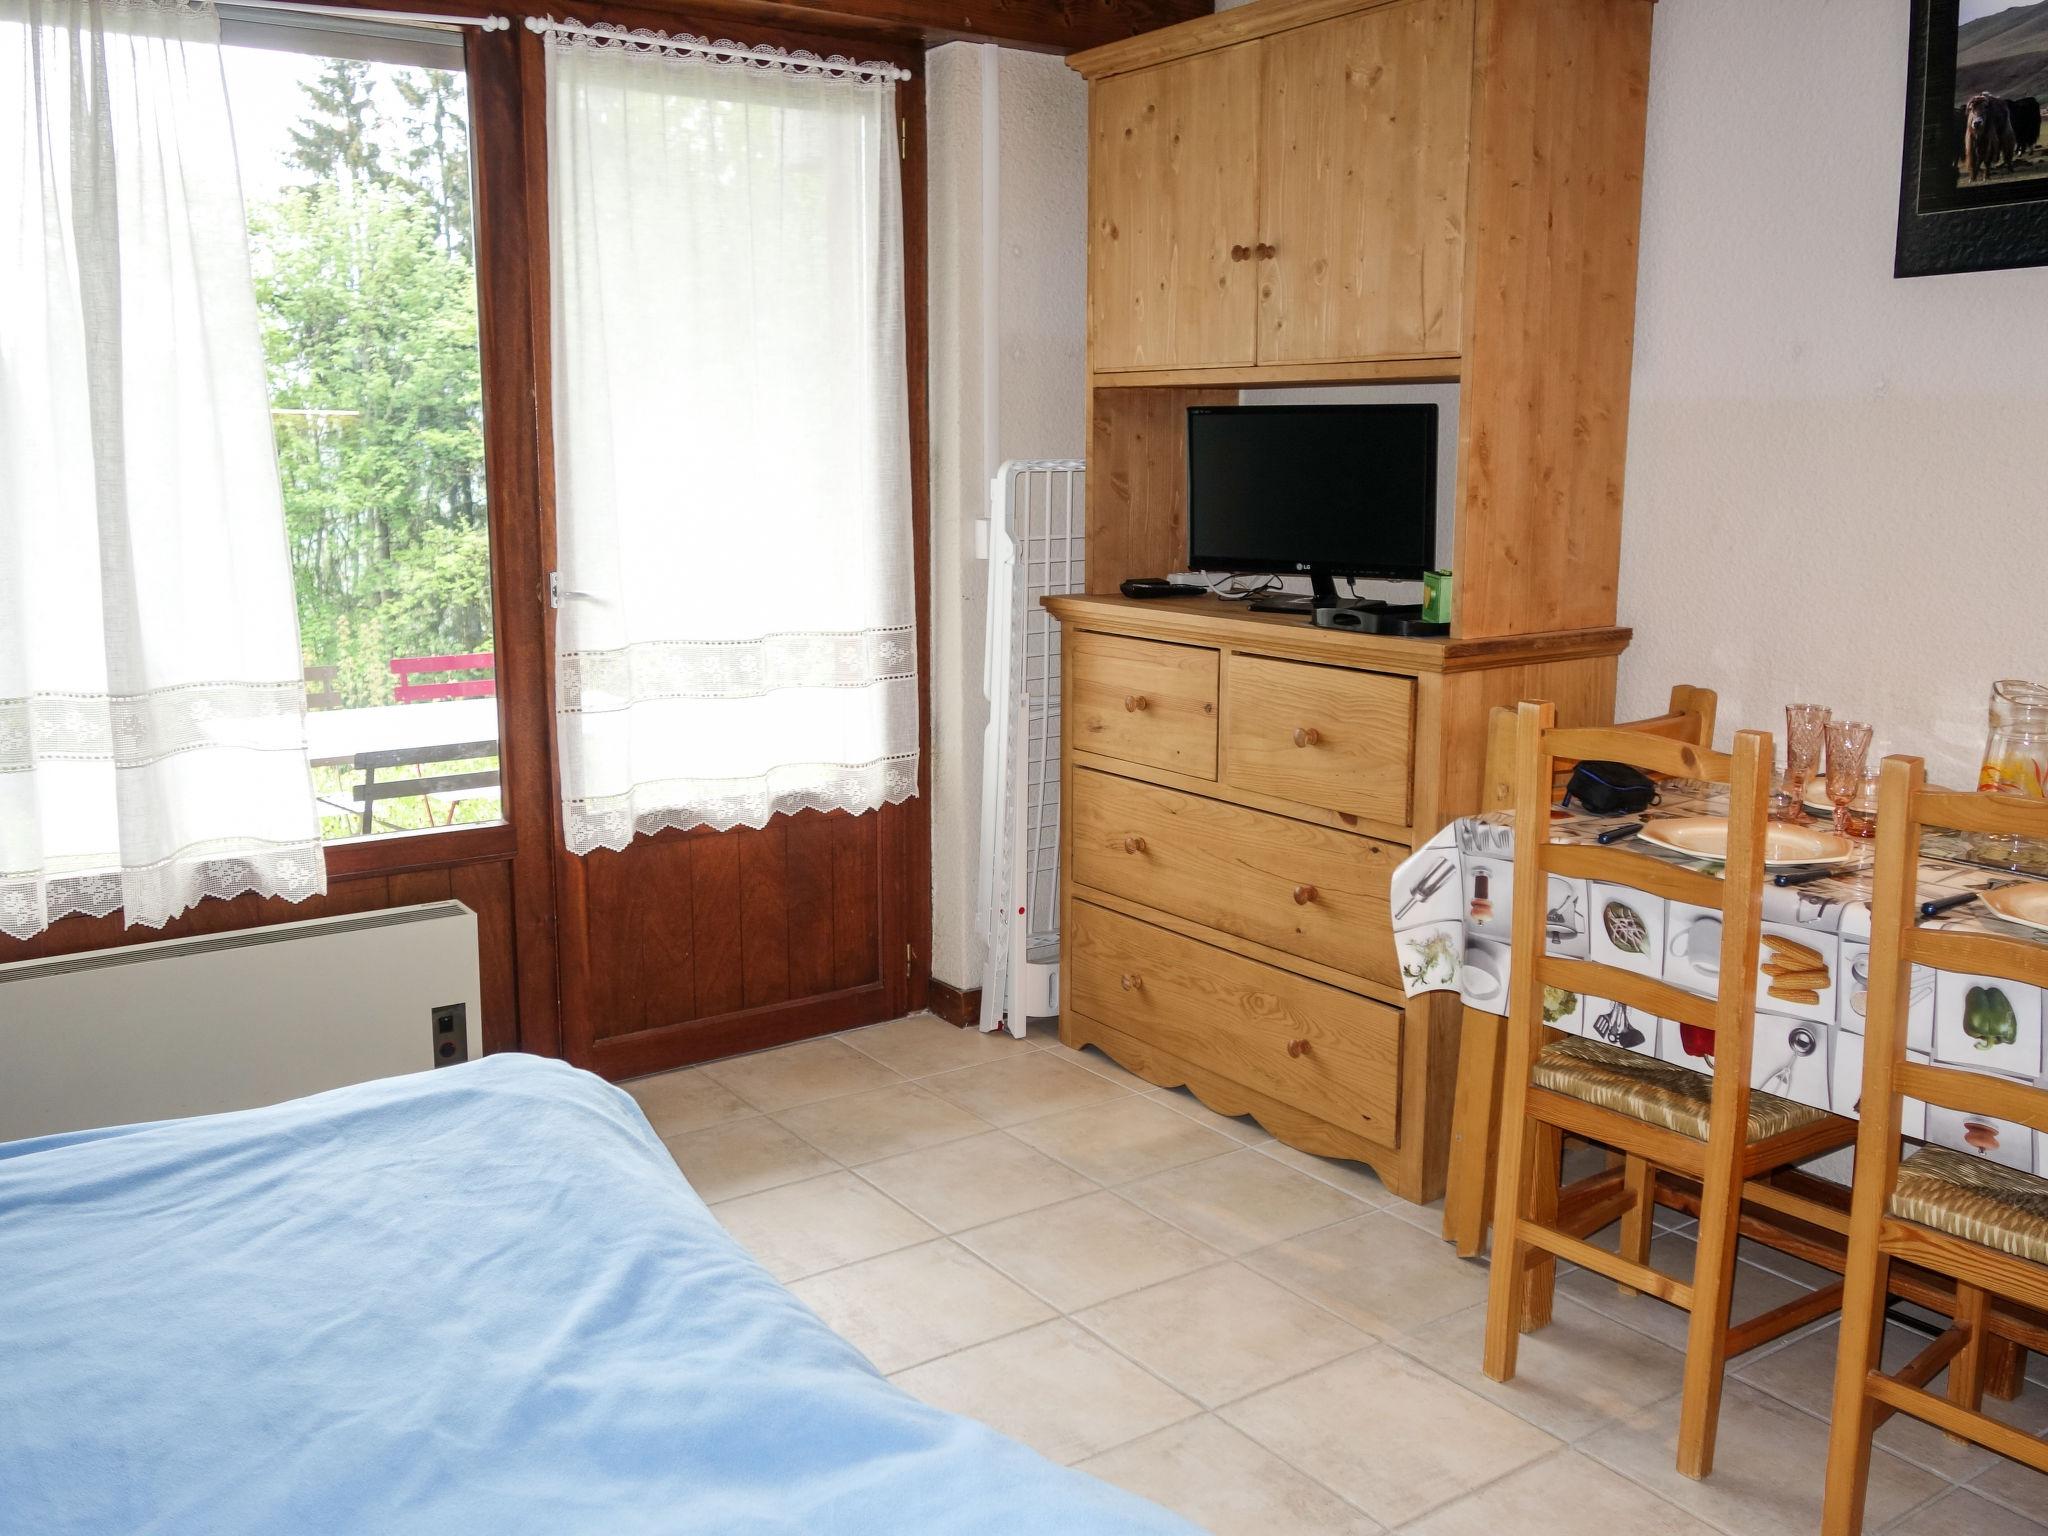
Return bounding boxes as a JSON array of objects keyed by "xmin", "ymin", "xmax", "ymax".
[{"xmin": 1388, "ymin": 784, "xmax": 2048, "ymax": 1175}]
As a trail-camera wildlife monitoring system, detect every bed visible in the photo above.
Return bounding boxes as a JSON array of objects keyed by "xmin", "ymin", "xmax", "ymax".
[{"xmin": 0, "ymin": 1054, "xmax": 1198, "ymax": 1535}]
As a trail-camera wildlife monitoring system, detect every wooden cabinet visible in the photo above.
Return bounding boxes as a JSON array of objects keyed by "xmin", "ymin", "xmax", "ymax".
[
  {"xmin": 1255, "ymin": 0, "xmax": 1472, "ymax": 364},
  {"xmin": 1050, "ymin": 594, "xmax": 1630, "ymax": 1201},
  {"xmin": 1088, "ymin": 46, "xmax": 1263, "ymax": 372},
  {"xmin": 1071, "ymin": 0, "xmax": 1656, "ymax": 639},
  {"xmin": 1086, "ymin": 0, "xmax": 1471, "ymax": 373}
]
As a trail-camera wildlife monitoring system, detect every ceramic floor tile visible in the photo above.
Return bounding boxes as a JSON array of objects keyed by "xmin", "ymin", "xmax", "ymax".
[
  {"xmin": 1578, "ymin": 1378, "xmax": 1944, "ymax": 1536},
  {"xmin": 710, "ymin": 1171, "xmax": 935, "ymax": 1281},
  {"xmin": 1737, "ymin": 1320, "xmax": 2048, "ymax": 1484},
  {"xmin": 1392, "ymin": 1294, "xmax": 1688, "ymax": 1444},
  {"xmin": 1886, "ymin": 1487, "xmax": 2048, "ymax": 1536},
  {"xmin": 771, "ymin": 1082, "xmax": 989, "ymax": 1165},
  {"xmin": 1242, "ymin": 1210, "xmax": 1490, "ymax": 1337},
  {"xmin": 787, "ymin": 1239, "xmax": 1052, "ymax": 1373},
  {"xmin": 1078, "ymin": 1415, "xmax": 1384, "ymax": 1536},
  {"xmin": 662, "ymin": 1115, "xmax": 836, "ymax": 1203},
  {"xmin": 1968, "ymin": 1435, "xmax": 2048, "ymax": 1525},
  {"xmin": 891, "ymin": 1318, "xmax": 1199, "ymax": 1465},
  {"xmin": 1557, "ymin": 1230, "xmax": 1816, "ymax": 1352},
  {"xmin": 1049, "ymin": 1042, "xmax": 1155, "ymax": 1089},
  {"xmin": 622, "ymin": 1067, "xmax": 753, "ymax": 1137},
  {"xmin": 699, "ymin": 1036, "xmax": 902, "ymax": 1112},
  {"xmin": 853, "ymin": 1129, "xmax": 1097, "ymax": 1233},
  {"xmin": 1221, "ymin": 1345, "xmax": 1559, "ymax": 1528},
  {"xmin": 840, "ymin": 1013, "xmax": 1037, "ymax": 1077},
  {"xmin": 1143, "ymin": 1085, "xmax": 1275, "ymax": 1145},
  {"xmin": 1254, "ymin": 1141, "xmax": 1395, "ymax": 1205},
  {"xmin": 920, "ymin": 1051, "xmax": 1130, "ymax": 1127},
  {"xmin": 1077, "ymin": 1262, "xmax": 1370, "ymax": 1408},
  {"xmin": 957, "ymin": 1189, "xmax": 1223, "ymax": 1311},
  {"xmin": 1402, "ymin": 1447, "xmax": 1720, "ymax": 1536},
  {"xmin": 1119, "ymin": 1145, "xmax": 1368, "ymax": 1255},
  {"xmin": 1009, "ymin": 1095, "xmax": 1238, "ymax": 1185}
]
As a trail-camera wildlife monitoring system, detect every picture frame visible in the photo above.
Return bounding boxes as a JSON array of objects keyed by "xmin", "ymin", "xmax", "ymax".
[{"xmin": 1897, "ymin": 0, "xmax": 2048, "ymax": 277}]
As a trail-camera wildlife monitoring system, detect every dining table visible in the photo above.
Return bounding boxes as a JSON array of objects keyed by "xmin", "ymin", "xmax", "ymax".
[{"xmin": 1389, "ymin": 782, "xmax": 2048, "ymax": 1250}]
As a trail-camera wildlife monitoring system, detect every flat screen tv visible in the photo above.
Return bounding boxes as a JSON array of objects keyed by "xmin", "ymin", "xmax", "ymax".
[{"xmin": 1186, "ymin": 403, "xmax": 1438, "ymax": 610}]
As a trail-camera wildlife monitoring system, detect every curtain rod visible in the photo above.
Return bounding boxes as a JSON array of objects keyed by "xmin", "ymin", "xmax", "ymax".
[
  {"xmin": 524, "ymin": 15, "xmax": 912, "ymax": 83},
  {"xmin": 225, "ymin": 1, "xmax": 510, "ymax": 30}
]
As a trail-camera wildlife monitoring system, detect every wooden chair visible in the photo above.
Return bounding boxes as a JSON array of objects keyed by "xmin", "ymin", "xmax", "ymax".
[
  {"xmin": 1443, "ymin": 684, "xmax": 1720, "ymax": 1257},
  {"xmin": 1822, "ymin": 759, "xmax": 2048, "ymax": 1534},
  {"xmin": 1483, "ymin": 701, "xmax": 1857, "ymax": 1479}
]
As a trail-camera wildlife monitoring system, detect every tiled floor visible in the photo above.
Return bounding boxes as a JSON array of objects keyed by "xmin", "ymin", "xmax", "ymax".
[{"xmin": 627, "ymin": 1013, "xmax": 2048, "ymax": 1536}]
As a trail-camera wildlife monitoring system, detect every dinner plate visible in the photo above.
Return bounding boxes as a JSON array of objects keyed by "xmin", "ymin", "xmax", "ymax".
[
  {"xmin": 1979, "ymin": 882, "xmax": 2048, "ymax": 935},
  {"xmin": 1638, "ymin": 817, "xmax": 1858, "ymax": 868}
]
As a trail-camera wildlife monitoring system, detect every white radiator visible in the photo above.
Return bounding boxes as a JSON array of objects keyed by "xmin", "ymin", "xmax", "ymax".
[{"xmin": 0, "ymin": 901, "xmax": 484, "ymax": 1142}]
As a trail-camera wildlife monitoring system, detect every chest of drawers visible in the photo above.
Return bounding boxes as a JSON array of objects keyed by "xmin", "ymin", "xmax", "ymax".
[{"xmin": 1046, "ymin": 595, "xmax": 1629, "ymax": 1201}]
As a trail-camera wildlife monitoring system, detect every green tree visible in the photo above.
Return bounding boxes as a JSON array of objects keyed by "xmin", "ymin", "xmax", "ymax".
[{"xmin": 394, "ymin": 69, "xmax": 472, "ymax": 263}]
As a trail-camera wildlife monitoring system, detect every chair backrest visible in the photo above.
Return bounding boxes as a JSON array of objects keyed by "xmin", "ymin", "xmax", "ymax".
[
  {"xmin": 1480, "ymin": 684, "xmax": 1718, "ymax": 813},
  {"xmin": 1857, "ymin": 758, "xmax": 2048, "ymax": 1186},
  {"xmin": 1505, "ymin": 699, "xmax": 1775, "ymax": 1117}
]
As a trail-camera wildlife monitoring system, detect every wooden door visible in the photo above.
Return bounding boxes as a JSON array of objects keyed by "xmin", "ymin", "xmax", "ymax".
[
  {"xmin": 1255, "ymin": 0, "xmax": 1472, "ymax": 365},
  {"xmin": 537, "ymin": 34, "xmax": 932, "ymax": 1081},
  {"xmin": 1088, "ymin": 44, "xmax": 1264, "ymax": 372}
]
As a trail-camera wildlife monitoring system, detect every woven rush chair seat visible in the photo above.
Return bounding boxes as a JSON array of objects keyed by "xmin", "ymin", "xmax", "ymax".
[
  {"xmin": 1533, "ymin": 1036, "xmax": 1836, "ymax": 1144},
  {"xmin": 1889, "ymin": 1144, "xmax": 2048, "ymax": 1267}
]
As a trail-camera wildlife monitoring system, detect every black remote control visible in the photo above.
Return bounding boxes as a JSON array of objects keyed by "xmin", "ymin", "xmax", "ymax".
[{"xmin": 1119, "ymin": 578, "xmax": 1206, "ymax": 599}]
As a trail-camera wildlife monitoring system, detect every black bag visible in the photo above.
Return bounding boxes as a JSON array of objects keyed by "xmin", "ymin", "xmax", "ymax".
[{"xmin": 1561, "ymin": 760, "xmax": 1659, "ymax": 816}]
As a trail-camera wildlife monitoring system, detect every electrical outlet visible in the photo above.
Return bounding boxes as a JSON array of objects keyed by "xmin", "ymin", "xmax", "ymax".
[{"xmin": 430, "ymin": 1003, "xmax": 468, "ymax": 1068}]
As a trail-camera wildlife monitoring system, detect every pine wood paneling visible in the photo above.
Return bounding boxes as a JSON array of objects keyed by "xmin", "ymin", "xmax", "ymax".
[
  {"xmin": 1255, "ymin": 0, "xmax": 1471, "ymax": 365},
  {"xmin": 1084, "ymin": 384, "xmax": 1234, "ymax": 592}
]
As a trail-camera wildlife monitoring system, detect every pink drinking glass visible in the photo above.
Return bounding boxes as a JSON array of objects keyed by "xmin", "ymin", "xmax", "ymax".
[
  {"xmin": 1783, "ymin": 704, "xmax": 1830, "ymax": 818},
  {"xmin": 1825, "ymin": 720, "xmax": 1874, "ymax": 836}
]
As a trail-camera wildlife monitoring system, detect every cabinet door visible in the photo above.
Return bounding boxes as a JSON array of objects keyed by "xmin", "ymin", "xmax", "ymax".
[
  {"xmin": 1088, "ymin": 45, "xmax": 1263, "ymax": 372},
  {"xmin": 1256, "ymin": 0, "xmax": 1473, "ymax": 364}
]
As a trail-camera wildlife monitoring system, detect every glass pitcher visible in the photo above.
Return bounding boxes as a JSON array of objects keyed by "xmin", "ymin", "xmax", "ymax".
[{"xmin": 1974, "ymin": 680, "xmax": 2048, "ymax": 869}]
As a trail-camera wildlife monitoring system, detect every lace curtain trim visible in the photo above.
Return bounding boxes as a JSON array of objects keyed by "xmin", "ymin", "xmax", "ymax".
[
  {"xmin": 0, "ymin": 838, "xmax": 326, "ymax": 941},
  {"xmin": 535, "ymin": 16, "xmax": 905, "ymax": 86},
  {"xmin": 557, "ymin": 628, "xmax": 914, "ymax": 712},
  {"xmin": 0, "ymin": 683, "xmax": 310, "ymax": 770},
  {"xmin": 563, "ymin": 753, "xmax": 917, "ymax": 852}
]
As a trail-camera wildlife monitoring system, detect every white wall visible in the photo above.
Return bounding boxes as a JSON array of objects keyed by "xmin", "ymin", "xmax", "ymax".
[
  {"xmin": 926, "ymin": 44, "xmax": 1089, "ymax": 991},
  {"xmin": 1617, "ymin": 0, "xmax": 2048, "ymax": 784}
]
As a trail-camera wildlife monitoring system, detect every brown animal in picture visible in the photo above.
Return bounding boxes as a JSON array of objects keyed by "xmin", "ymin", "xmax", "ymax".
[{"xmin": 1963, "ymin": 92, "xmax": 2018, "ymax": 181}]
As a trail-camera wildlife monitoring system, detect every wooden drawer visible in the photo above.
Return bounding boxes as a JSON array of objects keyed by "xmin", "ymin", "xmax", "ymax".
[
  {"xmin": 1223, "ymin": 654, "xmax": 1412, "ymax": 823},
  {"xmin": 1070, "ymin": 900, "xmax": 1401, "ymax": 1143},
  {"xmin": 1070, "ymin": 631, "xmax": 1219, "ymax": 778},
  {"xmin": 1070, "ymin": 768, "xmax": 1401, "ymax": 986}
]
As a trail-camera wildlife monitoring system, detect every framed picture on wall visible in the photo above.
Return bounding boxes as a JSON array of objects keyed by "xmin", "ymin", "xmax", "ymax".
[{"xmin": 1897, "ymin": 0, "xmax": 2048, "ymax": 277}]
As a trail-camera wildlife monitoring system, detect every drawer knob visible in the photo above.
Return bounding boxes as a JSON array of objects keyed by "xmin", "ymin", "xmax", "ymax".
[
  {"xmin": 1255, "ymin": 242, "xmax": 1277, "ymax": 260},
  {"xmin": 1121, "ymin": 973, "xmax": 1144, "ymax": 992},
  {"xmin": 1286, "ymin": 1038, "xmax": 1311, "ymax": 1058},
  {"xmin": 1124, "ymin": 693, "xmax": 1150, "ymax": 713},
  {"xmin": 1229, "ymin": 243, "xmax": 1250, "ymax": 262},
  {"xmin": 1123, "ymin": 835, "xmax": 1148, "ymax": 855},
  {"xmin": 1292, "ymin": 726, "xmax": 1321, "ymax": 748},
  {"xmin": 1293, "ymin": 883, "xmax": 1318, "ymax": 906}
]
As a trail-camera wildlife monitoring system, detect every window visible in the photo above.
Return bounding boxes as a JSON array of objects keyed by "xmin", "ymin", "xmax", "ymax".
[{"xmin": 222, "ymin": 14, "xmax": 499, "ymax": 841}]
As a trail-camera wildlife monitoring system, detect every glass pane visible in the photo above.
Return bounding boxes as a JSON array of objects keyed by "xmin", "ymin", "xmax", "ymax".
[{"xmin": 224, "ymin": 39, "xmax": 500, "ymax": 840}]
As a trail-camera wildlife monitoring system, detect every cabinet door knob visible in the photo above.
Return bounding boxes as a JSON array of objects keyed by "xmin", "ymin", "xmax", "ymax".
[
  {"xmin": 1121, "ymin": 973, "xmax": 1144, "ymax": 992},
  {"xmin": 1254, "ymin": 242, "xmax": 1277, "ymax": 259},
  {"xmin": 1292, "ymin": 726, "xmax": 1320, "ymax": 748},
  {"xmin": 1123, "ymin": 835, "xmax": 1148, "ymax": 855},
  {"xmin": 1229, "ymin": 243, "xmax": 1250, "ymax": 262},
  {"xmin": 1286, "ymin": 1038, "xmax": 1311, "ymax": 1058},
  {"xmin": 1293, "ymin": 883, "xmax": 1317, "ymax": 906},
  {"xmin": 1124, "ymin": 693, "xmax": 1149, "ymax": 713}
]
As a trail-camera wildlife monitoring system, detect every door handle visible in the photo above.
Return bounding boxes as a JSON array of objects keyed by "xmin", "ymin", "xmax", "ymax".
[
  {"xmin": 1229, "ymin": 244, "xmax": 1251, "ymax": 262},
  {"xmin": 1254, "ymin": 242, "xmax": 1277, "ymax": 260}
]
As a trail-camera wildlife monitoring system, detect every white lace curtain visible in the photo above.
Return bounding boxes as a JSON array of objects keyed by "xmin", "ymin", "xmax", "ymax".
[
  {"xmin": 544, "ymin": 20, "xmax": 919, "ymax": 853},
  {"xmin": 0, "ymin": 0, "xmax": 325, "ymax": 939}
]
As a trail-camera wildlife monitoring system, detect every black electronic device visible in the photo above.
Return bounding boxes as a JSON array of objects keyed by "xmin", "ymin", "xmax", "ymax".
[
  {"xmin": 1118, "ymin": 577, "xmax": 1207, "ymax": 599},
  {"xmin": 1311, "ymin": 601, "xmax": 1449, "ymax": 637},
  {"xmin": 1187, "ymin": 403, "xmax": 1438, "ymax": 613}
]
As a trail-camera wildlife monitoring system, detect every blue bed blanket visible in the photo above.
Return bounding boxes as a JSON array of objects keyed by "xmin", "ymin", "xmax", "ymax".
[{"xmin": 0, "ymin": 1054, "xmax": 1200, "ymax": 1535}]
